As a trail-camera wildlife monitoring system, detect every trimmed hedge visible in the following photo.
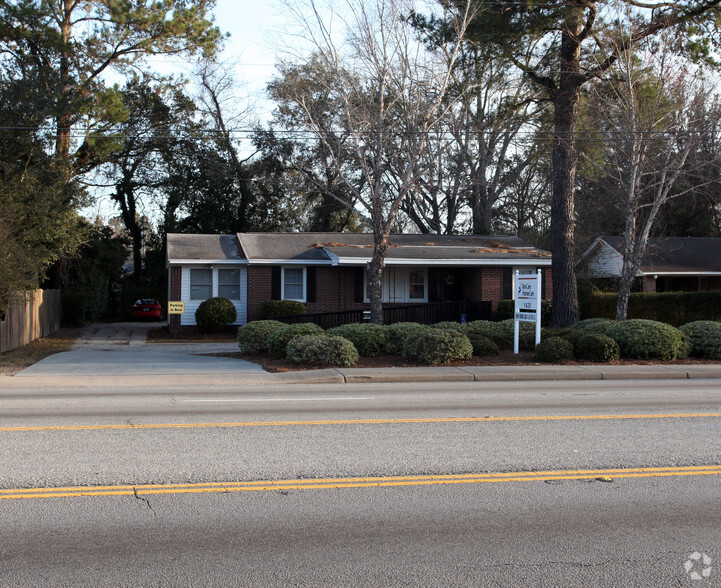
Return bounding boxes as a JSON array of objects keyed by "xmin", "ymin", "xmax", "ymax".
[
  {"xmin": 467, "ymin": 334, "xmax": 500, "ymax": 357},
  {"xmin": 679, "ymin": 321, "xmax": 721, "ymax": 359},
  {"xmin": 589, "ymin": 291, "xmax": 721, "ymax": 326},
  {"xmin": 499, "ymin": 319, "xmax": 537, "ymax": 351},
  {"xmin": 268, "ymin": 323, "xmax": 324, "ymax": 358},
  {"xmin": 574, "ymin": 333, "xmax": 620, "ymax": 363},
  {"xmin": 605, "ymin": 319, "xmax": 689, "ymax": 360},
  {"xmin": 570, "ymin": 318, "xmax": 614, "ymax": 334},
  {"xmin": 385, "ymin": 322, "xmax": 430, "ymax": 355},
  {"xmin": 236, "ymin": 320, "xmax": 286, "ymax": 354},
  {"xmin": 259, "ymin": 300, "xmax": 306, "ymax": 320},
  {"xmin": 534, "ymin": 337, "xmax": 574, "ymax": 363},
  {"xmin": 431, "ymin": 321, "xmax": 464, "ymax": 331},
  {"xmin": 195, "ymin": 297, "xmax": 237, "ymax": 332},
  {"xmin": 326, "ymin": 323, "xmax": 389, "ymax": 357},
  {"xmin": 402, "ymin": 328, "xmax": 473, "ymax": 365},
  {"xmin": 464, "ymin": 320, "xmax": 513, "ymax": 349},
  {"xmin": 286, "ymin": 334, "xmax": 359, "ymax": 367}
]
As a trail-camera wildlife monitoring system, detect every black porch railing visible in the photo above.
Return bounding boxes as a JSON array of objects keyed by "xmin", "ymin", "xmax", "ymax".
[{"xmin": 271, "ymin": 300, "xmax": 493, "ymax": 330}]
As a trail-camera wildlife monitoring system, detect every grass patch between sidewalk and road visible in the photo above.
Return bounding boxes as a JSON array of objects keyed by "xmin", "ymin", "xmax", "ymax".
[{"xmin": 0, "ymin": 329, "xmax": 82, "ymax": 375}]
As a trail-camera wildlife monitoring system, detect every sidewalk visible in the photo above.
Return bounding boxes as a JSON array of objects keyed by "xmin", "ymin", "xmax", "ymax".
[{"xmin": 2, "ymin": 363, "xmax": 721, "ymax": 389}]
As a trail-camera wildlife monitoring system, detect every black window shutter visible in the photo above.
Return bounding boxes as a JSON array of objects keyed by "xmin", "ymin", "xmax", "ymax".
[
  {"xmin": 271, "ymin": 267, "xmax": 281, "ymax": 300},
  {"xmin": 541, "ymin": 268, "xmax": 547, "ymax": 299},
  {"xmin": 353, "ymin": 267, "xmax": 364, "ymax": 302},
  {"xmin": 306, "ymin": 267, "xmax": 316, "ymax": 302},
  {"xmin": 502, "ymin": 267, "xmax": 513, "ymax": 300}
]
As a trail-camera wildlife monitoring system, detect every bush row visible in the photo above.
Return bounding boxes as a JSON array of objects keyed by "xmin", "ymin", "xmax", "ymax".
[
  {"xmin": 237, "ymin": 316, "xmax": 721, "ymax": 368},
  {"xmin": 589, "ymin": 291, "xmax": 721, "ymax": 326}
]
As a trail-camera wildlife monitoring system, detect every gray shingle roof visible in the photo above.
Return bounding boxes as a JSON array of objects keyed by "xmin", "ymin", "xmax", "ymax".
[
  {"xmin": 167, "ymin": 234, "xmax": 245, "ymax": 262},
  {"xmin": 167, "ymin": 232, "xmax": 551, "ymax": 265},
  {"xmin": 237, "ymin": 232, "xmax": 550, "ymax": 264},
  {"xmin": 601, "ymin": 236, "xmax": 721, "ymax": 273}
]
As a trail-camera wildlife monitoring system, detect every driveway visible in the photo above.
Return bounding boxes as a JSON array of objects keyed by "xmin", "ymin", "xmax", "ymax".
[{"xmin": 16, "ymin": 322, "xmax": 265, "ymax": 377}]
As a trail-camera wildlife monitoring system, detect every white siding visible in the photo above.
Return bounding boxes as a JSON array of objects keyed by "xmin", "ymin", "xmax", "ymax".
[
  {"xmin": 585, "ymin": 243, "xmax": 625, "ymax": 278},
  {"xmin": 180, "ymin": 265, "xmax": 247, "ymax": 326}
]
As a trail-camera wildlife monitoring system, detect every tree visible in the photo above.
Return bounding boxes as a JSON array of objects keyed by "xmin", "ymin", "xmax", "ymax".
[
  {"xmin": 584, "ymin": 36, "xmax": 721, "ymax": 320},
  {"xmin": 0, "ymin": 55, "xmax": 85, "ymax": 313},
  {"xmin": 0, "ymin": 0, "xmax": 221, "ymax": 168},
  {"xmin": 274, "ymin": 0, "xmax": 472, "ymax": 323},
  {"xmin": 91, "ymin": 78, "xmax": 199, "ymax": 281},
  {"xmin": 462, "ymin": 0, "xmax": 721, "ymax": 326}
]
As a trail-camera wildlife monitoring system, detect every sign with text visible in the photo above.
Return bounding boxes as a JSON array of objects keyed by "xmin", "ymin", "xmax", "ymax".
[
  {"xmin": 515, "ymin": 275, "xmax": 538, "ymax": 311},
  {"xmin": 168, "ymin": 301, "xmax": 185, "ymax": 315},
  {"xmin": 513, "ymin": 270, "xmax": 542, "ymax": 354}
]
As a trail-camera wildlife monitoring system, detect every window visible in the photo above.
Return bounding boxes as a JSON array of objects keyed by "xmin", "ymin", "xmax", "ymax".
[
  {"xmin": 283, "ymin": 267, "xmax": 305, "ymax": 301},
  {"xmin": 190, "ymin": 269, "xmax": 212, "ymax": 300},
  {"xmin": 218, "ymin": 268, "xmax": 240, "ymax": 300},
  {"xmin": 409, "ymin": 270, "xmax": 425, "ymax": 300},
  {"xmin": 365, "ymin": 267, "xmax": 427, "ymax": 303}
]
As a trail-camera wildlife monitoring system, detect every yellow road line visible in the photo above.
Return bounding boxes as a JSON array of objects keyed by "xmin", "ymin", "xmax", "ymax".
[
  {"xmin": 1, "ymin": 466, "xmax": 720, "ymax": 500},
  {"xmin": 2, "ymin": 412, "xmax": 721, "ymax": 432}
]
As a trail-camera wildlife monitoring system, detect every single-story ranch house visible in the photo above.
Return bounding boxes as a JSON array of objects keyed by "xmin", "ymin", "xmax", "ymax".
[
  {"xmin": 577, "ymin": 236, "xmax": 721, "ymax": 293},
  {"xmin": 166, "ymin": 232, "xmax": 552, "ymax": 328}
]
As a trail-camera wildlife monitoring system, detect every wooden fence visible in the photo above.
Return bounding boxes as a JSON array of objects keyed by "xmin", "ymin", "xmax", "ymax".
[{"xmin": 0, "ymin": 290, "xmax": 62, "ymax": 353}]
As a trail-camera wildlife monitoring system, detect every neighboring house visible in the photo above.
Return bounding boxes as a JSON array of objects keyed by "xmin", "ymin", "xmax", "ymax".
[
  {"xmin": 578, "ymin": 236, "xmax": 721, "ymax": 293},
  {"xmin": 166, "ymin": 232, "xmax": 553, "ymax": 328}
]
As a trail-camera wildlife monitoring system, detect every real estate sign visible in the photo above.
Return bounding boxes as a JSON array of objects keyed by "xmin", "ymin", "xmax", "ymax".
[{"xmin": 513, "ymin": 270, "xmax": 542, "ymax": 354}]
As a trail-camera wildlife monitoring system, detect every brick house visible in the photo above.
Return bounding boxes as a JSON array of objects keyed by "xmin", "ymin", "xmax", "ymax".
[
  {"xmin": 578, "ymin": 236, "xmax": 721, "ymax": 293},
  {"xmin": 166, "ymin": 232, "xmax": 553, "ymax": 328}
]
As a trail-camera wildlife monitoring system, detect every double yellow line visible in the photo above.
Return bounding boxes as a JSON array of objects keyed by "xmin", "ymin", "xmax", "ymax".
[
  {"xmin": 2, "ymin": 466, "xmax": 720, "ymax": 500},
  {"xmin": 2, "ymin": 412, "xmax": 721, "ymax": 432}
]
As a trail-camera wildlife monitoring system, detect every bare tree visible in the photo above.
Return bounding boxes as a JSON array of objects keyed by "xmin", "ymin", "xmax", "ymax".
[
  {"xmin": 275, "ymin": 0, "xmax": 472, "ymax": 323},
  {"xmin": 587, "ymin": 34, "xmax": 720, "ymax": 320}
]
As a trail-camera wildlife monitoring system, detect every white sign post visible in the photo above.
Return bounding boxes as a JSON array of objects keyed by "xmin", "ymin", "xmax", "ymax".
[{"xmin": 513, "ymin": 269, "xmax": 542, "ymax": 354}]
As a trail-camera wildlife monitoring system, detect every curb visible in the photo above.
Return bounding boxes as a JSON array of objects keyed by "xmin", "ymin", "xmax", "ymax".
[{"xmin": 2, "ymin": 364, "xmax": 721, "ymax": 389}]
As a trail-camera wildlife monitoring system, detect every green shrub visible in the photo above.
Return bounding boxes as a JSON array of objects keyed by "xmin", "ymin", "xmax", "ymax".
[
  {"xmin": 499, "ymin": 319, "xmax": 538, "ymax": 351},
  {"xmin": 259, "ymin": 300, "xmax": 306, "ymax": 320},
  {"xmin": 605, "ymin": 319, "xmax": 689, "ymax": 360},
  {"xmin": 679, "ymin": 321, "xmax": 721, "ymax": 359},
  {"xmin": 464, "ymin": 320, "xmax": 513, "ymax": 349},
  {"xmin": 570, "ymin": 318, "xmax": 614, "ymax": 334},
  {"xmin": 574, "ymin": 334, "xmax": 620, "ymax": 363},
  {"xmin": 534, "ymin": 337, "xmax": 575, "ymax": 363},
  {"xmin": 402, "ymin": 328, "xmax": 473, "ymax": 365},
  {"xmin": 268, "ymin": 323, "xmax": 324, "ymax": 358},
  {"xmin": 385, "ymin": 322, "xmax": 430, "ymax": 355},
  {"xmin": 286, "ymin": 334, "xmax": 359, "ymax": 367},
  {"xmin": 236, "ymin": 320, "xmax": 286, "ymax": 354},
  {"xmin": 326, "ymin": 323, "xmax": 389, "ymax": 357},
  {"xmin": 431, "ymin": 321, "xmax": 464, "ymax": 331},
  {"xmin": 195, "ymin": 297, "xmax": 237, "ymax": 332},
  {"xmin": 467, "ymin": 334, "xmax": 500, "ymax": 357}
]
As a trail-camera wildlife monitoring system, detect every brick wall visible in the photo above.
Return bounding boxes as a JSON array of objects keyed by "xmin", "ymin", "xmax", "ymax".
[
  {"xmin": 246, "ymin": 266, "xmax": 273, "ymax": 322},
  {"xmin": 244, "ymin": 264, "xmax": 554, "ymax": 321},
  {"xmin": 642, "ymin": 275, "xmax": 656, "ymax": 293},
  {"xmin": 168, "ymin": 266, "xmax": 182, "ymax": 331}
]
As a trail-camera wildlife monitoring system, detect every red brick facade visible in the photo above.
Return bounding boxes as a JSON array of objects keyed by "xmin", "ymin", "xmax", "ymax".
[
  {"xmin": 168, "ymin": 266, "xmax": 182, "ymax": 331},
  {"xmin": 243, "ymin": 265, "xmax": 552, "ymax": 322}
]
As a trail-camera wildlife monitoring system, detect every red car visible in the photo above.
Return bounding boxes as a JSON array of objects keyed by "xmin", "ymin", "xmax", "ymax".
[{"xmin": 132, "ymin": 299, "xmax": 163, "ymax": 321}]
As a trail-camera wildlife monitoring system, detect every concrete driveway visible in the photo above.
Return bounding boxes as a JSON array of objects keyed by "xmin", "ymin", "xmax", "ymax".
[{"xmin": 17, "ymin": 322, "xmax": 265, "ymax": 377}]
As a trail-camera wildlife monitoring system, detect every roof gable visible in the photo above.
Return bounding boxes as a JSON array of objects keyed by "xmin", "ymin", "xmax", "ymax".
[{"xmin": 167, "ymin": 234, "xmax": 245, "ymax": 263}]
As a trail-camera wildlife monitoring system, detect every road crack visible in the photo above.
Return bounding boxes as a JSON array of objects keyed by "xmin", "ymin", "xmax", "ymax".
[{"xmin": 133, "ymin": 487, "xmax": 157, "ymax": 518}]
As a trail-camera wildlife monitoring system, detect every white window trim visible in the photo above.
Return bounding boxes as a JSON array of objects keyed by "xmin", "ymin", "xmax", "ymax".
[
  {"xmin": 189, "ymin": 268, "xmax": 213, "ymax": 301},
  {"xmin": 217, "ymin": 268, "xmax": 242, "ymax": 301},
  {"xmin": 282, "ymin": 266, "xmax": 307, "ymax": 302},
  {"xmin": 363, "ymin": 267, "xmax": 428, "ymax": 304}
]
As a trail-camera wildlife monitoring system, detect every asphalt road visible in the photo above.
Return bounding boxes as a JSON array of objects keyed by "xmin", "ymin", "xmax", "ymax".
[{"xmin": 1, "ymin": 379, "xmax": 720, "ymax": 586}]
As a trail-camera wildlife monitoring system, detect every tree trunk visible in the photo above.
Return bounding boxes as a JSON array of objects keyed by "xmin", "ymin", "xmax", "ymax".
[
  {"xmin": 549, "ymin": 7, "xmax": 584, "ymax": 327},
  {"xmin": 367, "ymin": 231, "xmax": 389, "ymax": 325}
]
